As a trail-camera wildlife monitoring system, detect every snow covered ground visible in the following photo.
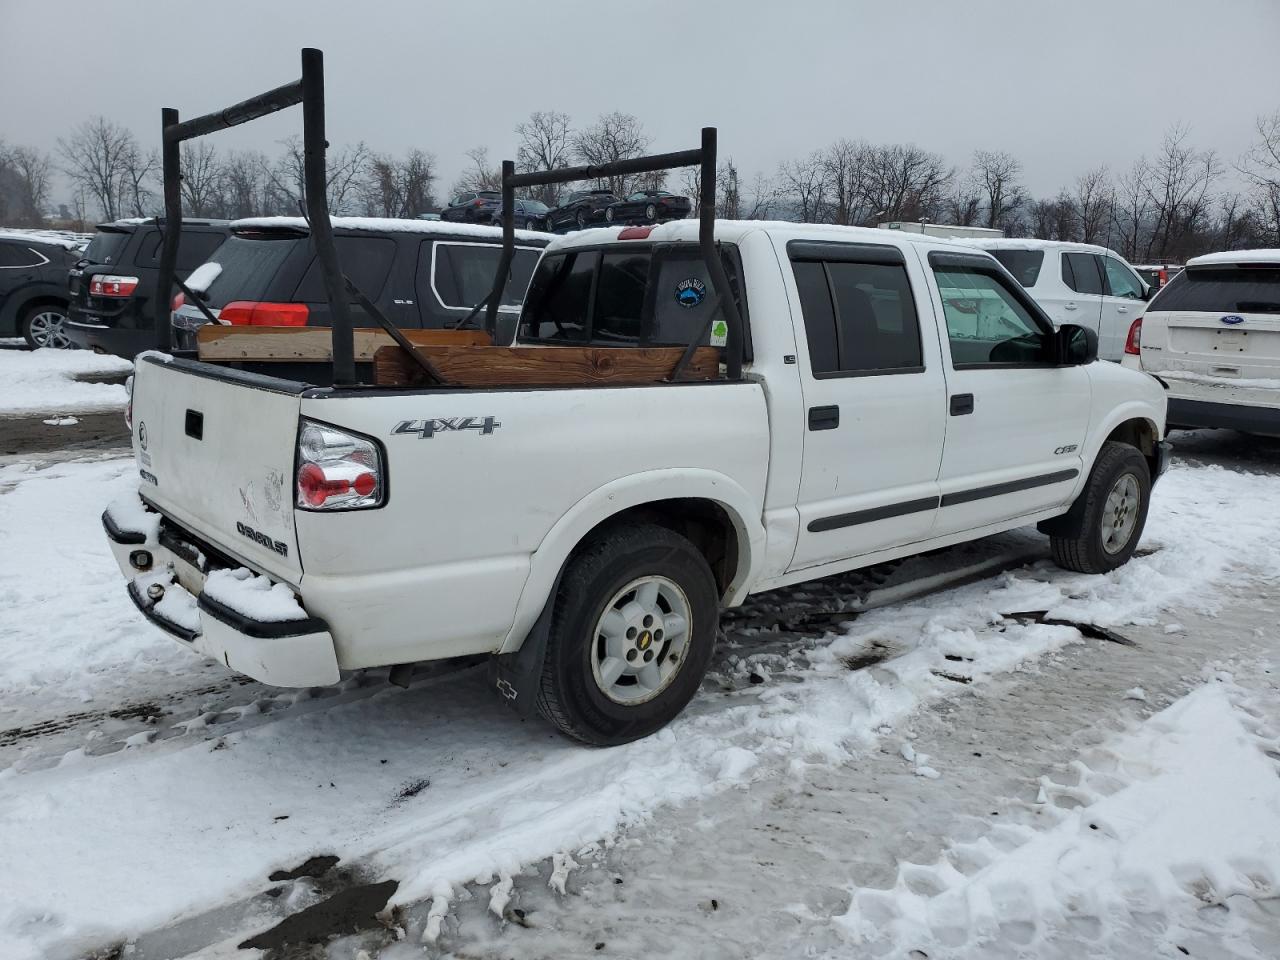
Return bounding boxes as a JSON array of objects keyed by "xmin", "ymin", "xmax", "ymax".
[
  {"xmin": 0, "ymin": 347, "xmax": 131, "ymax": 417},
  {"xmin": 0, "ymin": 436, "xmax": 1277, "ymax": 959}
]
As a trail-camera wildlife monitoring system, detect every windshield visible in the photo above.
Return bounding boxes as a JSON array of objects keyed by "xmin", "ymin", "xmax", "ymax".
[{"xmin": 1151, "ymin": 266, "xmax": 1280, "ymax": 314}]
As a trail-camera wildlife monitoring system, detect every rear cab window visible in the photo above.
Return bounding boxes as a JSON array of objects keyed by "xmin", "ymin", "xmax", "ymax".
[
  {"xmin": 519, "ymin": 242, "xmax": 748, "ymax": 350},
  {"xmin": 988, "ymin": 249, "xmax": 1044, "ymax": 287},
  {"xmin": 1150, "ymin": 266, "xmax": 1280, "ymax": 314}
]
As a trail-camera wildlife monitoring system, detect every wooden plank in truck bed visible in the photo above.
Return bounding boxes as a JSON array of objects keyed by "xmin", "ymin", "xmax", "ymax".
[
  {"xmin": 373, "ymin": 344, "xmax": 721, "ymax": 388},
  {"xmin": 195, "ymin": 325, "xmax": 489, "ymax": 362}
]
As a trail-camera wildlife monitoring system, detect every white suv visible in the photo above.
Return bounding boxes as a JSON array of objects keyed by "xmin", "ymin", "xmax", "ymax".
[
  {"xmin": 964, "ymin": 239, "xmax": 1150, "ymax": 362},
  {"xmin": 1122, "ymin": 249, "xmax": 1280, "ymax": 436}
]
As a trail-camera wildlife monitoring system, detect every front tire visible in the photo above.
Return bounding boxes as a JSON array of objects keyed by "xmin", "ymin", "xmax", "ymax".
[
  {"xmin": 536, "ymin": 523, "xmax": 719, "ymax": 746},
  {"xmin": 1050, "ymin": 441, "xmax": 1151, "ymax": 574}
]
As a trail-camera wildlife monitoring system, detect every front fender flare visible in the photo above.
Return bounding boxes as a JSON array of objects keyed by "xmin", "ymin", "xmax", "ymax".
[{"xmin": 497, "ymin": 468, "xmax": 766, "ymax": 654}]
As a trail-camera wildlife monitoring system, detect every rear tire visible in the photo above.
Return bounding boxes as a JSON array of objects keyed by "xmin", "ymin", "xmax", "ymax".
[
  {"xmin": 645, "ymin": 203, "xmax": 657, "ymax": 221},
  {"xmin": 1050, "ymin": 441, "xmax": 1151, "ymax": 574},
  {"xmin": 575, "ymin": 210, "xmax": 588, "ymax": 229},
  {"xmin": 22, "ymin": 304, "xmax": 71, "ymax": 349},
  {"xmin": 536, "ymin": 523, "xmax": 719, "ymax": 746}
]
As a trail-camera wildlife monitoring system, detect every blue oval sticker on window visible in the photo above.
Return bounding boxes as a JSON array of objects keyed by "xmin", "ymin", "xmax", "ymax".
[{"xmin": 675, "ymin": 277, "xmax": 706, "ymax": 308}]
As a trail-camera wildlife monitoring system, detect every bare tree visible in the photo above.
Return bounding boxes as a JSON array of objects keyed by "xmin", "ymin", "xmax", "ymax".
[
  {"xmin": 120, "ymin": 144, "xmax": 159, "ymax": 217},
  {"xmin": 972, "ymin": 149, "xmax": 1024, "ymax": 230},
  {"xmin": 449, "ymin": 145, "xmax": 502, "ymax": 198},
  {"xmin": 571, "ymin": 112, "xmax": 653, "ymax": 195},
  {"xmin": 1115, "ymin": 159, "xmax": 1153, "ymax": 261},
  {"xmin": 180, "ymin": 142, "xmax": 224, "ymax": 217},
  {"xmin": 819, "ymin": 139, "xmax": 872, "ymax": 225},
  {"xmin": 777, "ymin": 151, "xmax": 828, "ymax": 222},
  {"xmin": 269, "ymin": 135, "xmax": 370, "ymax": 216},
  {"xmin": 0, "ymin": 143, "xmax": 52, "ymax": 225},
  {"xmin": 1071, "ymin": 166, "xmax": 1111, "ymax": 244},
  {"xmin": 363, "ymin": 149, "xmax": 438, "ymax": 218},
  {"xmin": 861, "ymin": 143, "xmax": 952, "ymax": 223},
  {"xmin": 222, "ymin": 150, "xmax": 272, "ymax": 218},
  {"xmin": 57, "ymin": 117, "xmax": 140, "ymax": 220},
  {"xmin": 515, "ymin": 111, "xmax": 573, "ymax": 205},
  {"xmin": 945, "ymin": 177, "xmax": 983, "ymax": 227},
  {"xmin": 1239, "ymin": 109, "xmax": 1280, "ymax": 244},
  {"xmin": 1144, "ymin": 123, "xmax": 1221, "ymax": 260}
]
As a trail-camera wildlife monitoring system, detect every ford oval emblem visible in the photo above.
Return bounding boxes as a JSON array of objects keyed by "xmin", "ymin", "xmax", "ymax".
[{"xmin": 1221, "ymin": 314, "xmax": 1245, "ymax": 325}]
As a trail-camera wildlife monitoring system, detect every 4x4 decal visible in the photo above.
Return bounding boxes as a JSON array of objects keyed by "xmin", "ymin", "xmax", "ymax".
[{"xmin": 392, "ymin": 417, "xmax": 501, "ymax": 439}]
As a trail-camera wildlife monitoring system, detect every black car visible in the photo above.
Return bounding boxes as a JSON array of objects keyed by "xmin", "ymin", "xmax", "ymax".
[
  {"xmin": 440, "ymin": 190, "xmax": 502, "ymax": 223},
  {"xmin": 490, "ymin": 198, "xmax": 550, "ymax": 231},
  {"xmin": 171, "ymin": 217, "xmax": 548, "ymax": 353},
  {"xmin": 604, "ymin": 191, "xmax": 693, "ymax": 225},
  {"xmin": 546, "ymin": 189, "xmax": 618, "ymax": 232},
  {"xmin": 65, "ymin": 218, "xmax": 230, "ymax": 358},
  {"xmin": 0, "ymin": 231, "xmax": 82, "ymax": 348}
]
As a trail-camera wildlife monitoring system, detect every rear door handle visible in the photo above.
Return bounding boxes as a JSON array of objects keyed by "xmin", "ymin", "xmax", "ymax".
[
  {"xmin": 950, "ymin": 393, "xmax": 974, "ymax": 416},
  {"xmin": 808, "ymin": 405, "xmax": 840, "ymax": 431}
]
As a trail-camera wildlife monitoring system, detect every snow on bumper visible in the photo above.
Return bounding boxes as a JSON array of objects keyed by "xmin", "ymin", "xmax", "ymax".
[{"xmin": 102, "ymin": 495, "xmax": 339, "ymax": 687}]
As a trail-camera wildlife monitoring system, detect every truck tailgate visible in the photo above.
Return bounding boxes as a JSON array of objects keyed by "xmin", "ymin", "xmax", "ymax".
[{"xmin": 130, "ymin": 356, "xmax": 304, "ymax": 582}]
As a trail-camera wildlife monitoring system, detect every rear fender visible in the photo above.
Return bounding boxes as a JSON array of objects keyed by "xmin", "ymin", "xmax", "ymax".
[{"xmin": 497, "ymin": 468, "xmax": 765, "ymax": 654}]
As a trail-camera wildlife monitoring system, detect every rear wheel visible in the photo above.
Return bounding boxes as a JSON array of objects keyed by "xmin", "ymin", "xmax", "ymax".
[
  {"xmin": 575, "ymin": 209, "xmax": 588, "ymax": 229},
  {"xmin": 604, "ymin": 207, "xmax": 615, "ymax": 223},
  {"xmin": 645, "ymin": 203, "xmax": 657, "ymax": 221},
  {"xmin": 536, "ymin": 524, "xmax": 719, "ymax": 745},
  {"xmin": 1050, "ymin": 441, "xmax": 1151, "ymax": 574},
  {"xmin": 525, "ymin": 218, "xmax": 537, "ymax": 230},
  {"xmin": 22, "ymin": 304, "xmax": 71, "ymax": 349}
]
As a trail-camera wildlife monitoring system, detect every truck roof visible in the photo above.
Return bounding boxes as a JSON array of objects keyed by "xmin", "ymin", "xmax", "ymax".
[
  {"xmin": 956, "ymin": 237, "xmax": 1120, "ymax": 257},
  {"xmin": 1186, "ymin": 248, "xmax": 1280, "ymax": 268},
  {"xmin": 544, "ymin": 219, "xmax": 991, "ymax": 256},
  {"xmin": 230, "ymin": 215, "xmax": 548, "ymax": 244}
]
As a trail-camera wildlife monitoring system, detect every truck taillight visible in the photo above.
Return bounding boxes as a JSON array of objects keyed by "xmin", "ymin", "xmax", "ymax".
[
  {"xmin": 221, "ymin": 301, "xmax": 310, "ymax": 326},
  {"xmin": 89, "ymin": 275, "xmax": 139, "ymax": 297},
  {"xmin": 296, "ymin": 419, "xmax": 384, "ymax": 511},
  {"xmin": 1124, "ymin": 317, "xmax": 1143, "ymax": 355},
  {"xmin": 124, "ymin": 375, "xmax": 134, "ymax": 429}
]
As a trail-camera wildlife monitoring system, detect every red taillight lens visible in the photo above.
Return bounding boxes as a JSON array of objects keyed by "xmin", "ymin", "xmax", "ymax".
[
  {"xmin": 171, "ymin": 292, "xmax": 185, "ymax": 311},
  {"xmin": 618, "ymin": 226, "xmax": 655, "ymax": 240},
  {"xmin": 1124, "ymin": 317, "xmax": 1143, "ymax": 355},
  {"xmin": 220, "ymin": 301, "xmax": 310, "ymax": 326},
  {"xmin": 124, "ymin": 375, "xmax": 134, "ymax": 430},
  {"xmin": 296, "ymin": 420, "xmax": 383, "ymax": 510},
  {"xmin": 89, "ymin": 275, "xmax": 139, "ymax": 297}
]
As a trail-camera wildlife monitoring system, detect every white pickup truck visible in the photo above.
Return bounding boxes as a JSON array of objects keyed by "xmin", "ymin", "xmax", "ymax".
[{"xmin": 104, "ymin": 219, "xmax": 1169, "ymax": 745}]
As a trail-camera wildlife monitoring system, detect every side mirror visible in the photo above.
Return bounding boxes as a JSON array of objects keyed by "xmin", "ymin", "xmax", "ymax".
[{"xmin": 1056, "ymin": 323, "xmax": 1098, "ymax": 365}]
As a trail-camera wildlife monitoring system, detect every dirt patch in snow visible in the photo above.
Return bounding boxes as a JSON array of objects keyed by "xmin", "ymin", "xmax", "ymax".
[
  {"xmin": 238, "ymin": 878, "xmax": 398, "ymax": 955},
  {"xmin": 268, "ymin": 855, "xmax": 341, "ymax": 882},
  {"xmin": 0, "ymin": 411, "xmax": 129, "ymax": 456}
]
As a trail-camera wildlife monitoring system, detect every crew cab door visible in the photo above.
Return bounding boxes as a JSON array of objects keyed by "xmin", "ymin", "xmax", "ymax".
[
  {"xmin": 785, "ymin": 240, "xmax": 947, "ymax": 571},
  {"xmin": 924, "ymin": 252, "xmax": 1091, "ymax": 537}
]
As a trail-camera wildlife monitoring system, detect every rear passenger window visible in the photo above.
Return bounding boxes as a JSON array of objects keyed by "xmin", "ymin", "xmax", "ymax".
[
  {"xmin": 523, "ymin": 250, "xmax": 598, "ymax": 340},
  {"xmin": 790, "ymin": 257, "xmax": 923, "ymax": 375},
  {"xmin": 0, "ymin": 243, "xmax": 46, "ymax": 267},
  {"xmin": 424, "ymin": 242, "xmax": 540, "ymax": 311},
  {"xmin": 1102, "ymin": 257, "xmax": 1145, "ymax": 299},
  {"xmin": 294, "ymin": 236, "xmax": 396, "ymax": 302},
  {"xmin": 1063, "ymin": 252, "xmax": 1104, "ymax": 295}
]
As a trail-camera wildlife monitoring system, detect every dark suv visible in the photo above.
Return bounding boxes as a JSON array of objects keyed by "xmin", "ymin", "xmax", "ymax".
[
  {"xmin": 171, "ymin": 217, "xmax": 548, "ymax": 351},
  {"xmin": 546, "ymin": 189, "xmax": 618, "ymax": 232},
  {"xmin": 440, "ymin": 190, "xmax": 502, "ymax": 223},
  {"xmin": 0, "ymin": 231, "xmax": 82, "ymax": 348},
  {"xmin": 65, "ymin": 218, "xmax": 230, "ymax": 358}
]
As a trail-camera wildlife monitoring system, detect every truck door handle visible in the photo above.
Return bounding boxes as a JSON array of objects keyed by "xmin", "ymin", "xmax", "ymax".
[
  {"xmin": 1117, "ymin": 305, "xmax": 1129, "ymax": 313},
  {"xmin": 950, "ymin": 393, "xmax": 974, "ymax": 416},
  {"xmin": 808, "ymin": 405, "xmax": 840, "ymax": 431}
]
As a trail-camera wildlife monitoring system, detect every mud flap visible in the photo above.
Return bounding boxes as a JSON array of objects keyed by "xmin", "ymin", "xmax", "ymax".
[{"xmin": 488, "ymin": 568, "xmax": 563, "ymax": 718}]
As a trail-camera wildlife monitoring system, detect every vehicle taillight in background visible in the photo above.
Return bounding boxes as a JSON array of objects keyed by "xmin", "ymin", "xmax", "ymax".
[
  {"xmin": 1124, "ymin": 317, "xmax": 1143, "ymax": 355},
  {"xmin": 220, "ymin": 301, "xmax": 310, "ymax": 326},
  {"xmin": 171, "ymin": 292, "xmax": 185, "ymax": 311},
  {"xmin": 1158, "ymin": 269, "xmax": 1168, "ymax": 288},
  {"xmin": 89, "ymin": 275, "xmax": 140, "ymax": 298},
  {"xmin": 296, "ymin": 419, "xmax": 384, "ymax": 511}
]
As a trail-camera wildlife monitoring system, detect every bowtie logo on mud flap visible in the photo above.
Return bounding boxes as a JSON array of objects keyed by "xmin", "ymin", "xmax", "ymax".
[{"xmin": 391, "ymin": 417, "xmax": 502, "ymax": 439}]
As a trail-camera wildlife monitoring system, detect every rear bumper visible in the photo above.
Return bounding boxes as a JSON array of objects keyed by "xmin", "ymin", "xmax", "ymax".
[
  {"xmin": 66, "ymin": 318, "xmax": 154, "ymax": 359},
  {"xmin": 103, "ymin": 498, "xmax": 340, "ymax": 687},
  {"xmin": 1167, "ymin": 398, "xmax": 1280, "ymax": 436}
]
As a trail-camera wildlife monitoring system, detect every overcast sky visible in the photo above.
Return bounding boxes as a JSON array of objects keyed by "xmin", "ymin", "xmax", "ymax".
[{"xmin": 3, "ymin": 0, "xmax": 1277, "ymax": 204}]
